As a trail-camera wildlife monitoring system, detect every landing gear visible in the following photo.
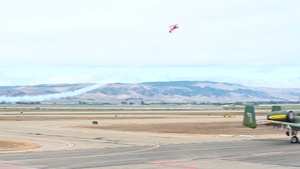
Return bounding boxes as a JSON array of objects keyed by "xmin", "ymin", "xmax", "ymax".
[
  {"xmin": 291, "ymin": 136, "xmax": 298, "ymax": 143},
  {"xmin": 290, "ymin": 130, "xmax": 298, "ymax": 143}
]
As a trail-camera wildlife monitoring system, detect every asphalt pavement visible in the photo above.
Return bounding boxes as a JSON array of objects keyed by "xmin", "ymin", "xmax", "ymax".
[{"xmin": 1, "ymin": 139, "xmax": 300, "ymax": 169}]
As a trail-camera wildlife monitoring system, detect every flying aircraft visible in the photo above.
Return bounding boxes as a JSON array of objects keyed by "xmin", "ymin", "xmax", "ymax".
[
  {"xmin": 169, "ymin": 24, "xmax": 179, "ymax": 33},
  {"xmin": 243, "ymin": 105, "xmax": 300, "ymax": 143}
]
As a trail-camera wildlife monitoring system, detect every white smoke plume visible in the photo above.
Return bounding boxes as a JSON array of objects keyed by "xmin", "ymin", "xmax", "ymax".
[
  {"xmin": 0, "ymin": 83, "xmax": 105, "ymax": 103},
  {"xmin": 0, "ymin": 34, "xmax": 174, "ymax": 103},
  {"xmin": 0, "ymin": 64, "xmax": 140, "ymax": 103},
  {"xmin": 0, "ymin": 59, "xmax": 140, "ymax": 103}
]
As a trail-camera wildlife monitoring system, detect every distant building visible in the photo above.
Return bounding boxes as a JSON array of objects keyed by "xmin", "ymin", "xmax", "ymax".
[{"xmin": 123, "ymin": 98, "xmax": 144, "ymax": 105}]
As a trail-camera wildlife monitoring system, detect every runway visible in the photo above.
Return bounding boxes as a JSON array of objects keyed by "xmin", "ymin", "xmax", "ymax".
[
  {"xmin": 1, "ymin": 139, "xmax": 300, "ymax": 169},
  {"xmin": 0, "ymin": 109, "xmax": 299, "ymax": 169}
]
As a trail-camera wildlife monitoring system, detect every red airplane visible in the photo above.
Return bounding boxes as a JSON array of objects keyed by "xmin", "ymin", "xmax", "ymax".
[{"xmin": 169, "ymin": 24, "xmax": 179, "ymax": 33}]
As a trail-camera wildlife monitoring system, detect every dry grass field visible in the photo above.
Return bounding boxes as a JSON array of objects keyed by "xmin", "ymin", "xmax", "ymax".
[
  {"xmin": 0, "ymin": 140, "xmax": 40, "ymax": 151},
  {"xmin": 79, "ymin": 121, "xmax": 280, "ymax": 135}
]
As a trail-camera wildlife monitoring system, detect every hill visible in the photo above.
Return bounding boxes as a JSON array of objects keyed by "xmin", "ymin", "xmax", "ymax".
[{"xmin": 0, "ymin": 81, "xmax": 299, "ymax": 103}]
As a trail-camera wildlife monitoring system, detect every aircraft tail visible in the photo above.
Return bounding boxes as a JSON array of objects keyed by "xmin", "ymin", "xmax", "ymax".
[{"xmin": 243, "ymin": 105, "xmax": 257, "ymax": 129}]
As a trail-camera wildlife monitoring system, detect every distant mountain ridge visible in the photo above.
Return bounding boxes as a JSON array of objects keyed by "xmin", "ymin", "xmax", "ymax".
[{"xmin": 0, "ymin": 81, "xmax": 300, "ymax": 102}]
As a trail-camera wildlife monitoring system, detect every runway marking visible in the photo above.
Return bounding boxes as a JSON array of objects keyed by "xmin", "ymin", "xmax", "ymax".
[
  {"xmin": 155, "ymin": 162, "xmax": 198, "ymax": 169},
  {"xmin": 12, "ymin": 143, "xmax": 161, "ymax": 162},
  {"xmin": 57, "ymin": 141, "xmax": 74, "ymax": 149},
  {"xmin": 0, "ymin": 162, "xmax": 35, "ymax": 169},
  {"xmin": 9, "ymin": 141, "xmax": 300, "ymax": 167},
  {"xmin": 252, "ymin": 152, "xmax": 285, "ymax": 156},
  {"xmin": 0, "ymin": 135, "xmax": 75, "ymax": 152},
  {"xmin": 74, "ymin": 142, "xmax": 161, "ymax": 158},
  {"xmin": 192, "ymin": 150, "xmax": 300, "ymax": 162},
  {"xmin": 218, "ymin": 134, "xmax": 233, "ymax": 137},
  {"xmin": 238, "ymin": 135, "xmax": 255, "ymax": 138},
  {"xmin": 154, "ymin": 159, "xmax": 198, "ymax": 169},
  {"xmin": 152, "ymin": 150, "xmax": 300, "ymax": 169},
  {"xmin": 132, "ymin": 144, "xmax": 265, "ymax": 157}
]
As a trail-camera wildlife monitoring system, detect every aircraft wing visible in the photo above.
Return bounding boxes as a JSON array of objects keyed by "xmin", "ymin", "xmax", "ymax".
[
  {"xmin": 257, "ymin": 119, "xmax": 300, "ymax": 131},
  {"xmin": 169, "ymin": 24, "xmax": 178, "ymax": 27}
]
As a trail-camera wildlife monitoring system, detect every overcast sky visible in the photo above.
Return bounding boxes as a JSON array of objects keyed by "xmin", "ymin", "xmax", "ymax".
[{"xmin": 1, "ymin": 0, "xmax": 300, "ymax": 88}]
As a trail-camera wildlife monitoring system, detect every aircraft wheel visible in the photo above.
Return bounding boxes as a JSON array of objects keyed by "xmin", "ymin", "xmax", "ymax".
[{"xmin": 291, "ymin": 136, "xmax": 298, "ymax": 143}]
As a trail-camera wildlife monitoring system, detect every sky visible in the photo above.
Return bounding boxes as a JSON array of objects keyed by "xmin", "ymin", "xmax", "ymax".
[{"xmin": 1, "ymin": 0, "xmax": 300, "ymax": 88}]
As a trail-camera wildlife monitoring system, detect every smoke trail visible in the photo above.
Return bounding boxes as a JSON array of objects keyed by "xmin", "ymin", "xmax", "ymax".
[
  {"xmin": 0, "ymin": 34, "xmax": 174, "ymax": 103},
  {"xmin": 0, "ymin": 67, "xmax": 140, "ymax": 103},
  {"xmin": 0, "ymin": 73, "xmax": 122, "ymax": 103},
  {"xmin": 0, "ymin": 83, "xmax": 104, "ymax": 103},
  {"xmin": 0, "ymin": 68, "xmax": 136, "ymax": 103}
]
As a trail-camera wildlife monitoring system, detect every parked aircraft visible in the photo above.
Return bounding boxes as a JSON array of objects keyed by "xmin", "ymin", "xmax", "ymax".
[{"xmin": 243, "ymin": 105, "xmax": 300, "ymax": 143}]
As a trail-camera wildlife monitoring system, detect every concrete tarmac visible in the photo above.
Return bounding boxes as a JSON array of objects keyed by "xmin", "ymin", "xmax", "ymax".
[
  {"xmin": 0, "ymin": 112, "xmax": 299, "ymax": 169},
  {"xmin": 1, "ymin": 139, "xmax": 300, "ymax": 169}
]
